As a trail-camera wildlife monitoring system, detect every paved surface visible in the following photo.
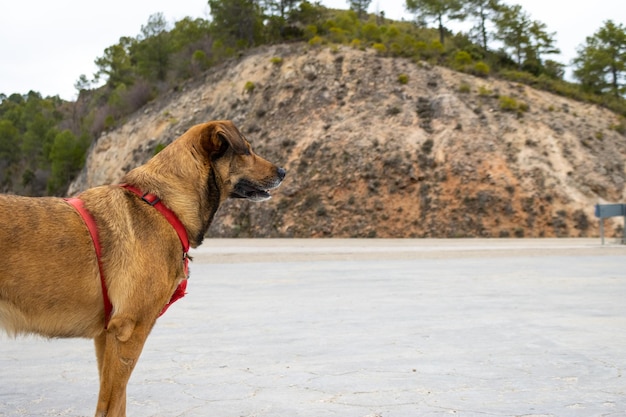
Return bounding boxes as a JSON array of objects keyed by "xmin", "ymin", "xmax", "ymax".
[{"xmin": 1, "ymin": 239, "xmax": 625, "ymax": 417}]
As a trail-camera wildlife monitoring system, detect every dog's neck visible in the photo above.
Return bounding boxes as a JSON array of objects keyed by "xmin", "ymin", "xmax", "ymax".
[
  {"xmin": 120, "ymin": 166, "xmax": 223, "ymax": 248},
  {"xmin": 197, "ymin": 167, "xmax": 222, "ymax": 244}
]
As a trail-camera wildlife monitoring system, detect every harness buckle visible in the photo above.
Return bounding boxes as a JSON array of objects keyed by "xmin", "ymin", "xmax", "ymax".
[{"xmin": 141, "ymin": 192, "xmax": 160, "ymax": 206}]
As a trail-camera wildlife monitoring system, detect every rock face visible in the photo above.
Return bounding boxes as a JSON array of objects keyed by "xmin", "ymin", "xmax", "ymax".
[{"xmin": 69, "ymin": 44, "xmax": 626, "ymax": 238}]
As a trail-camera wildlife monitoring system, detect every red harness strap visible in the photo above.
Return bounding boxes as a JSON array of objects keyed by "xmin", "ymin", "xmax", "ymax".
[
  {"xmin": 65, "ymin": 187, "xmax": 190, "ymax": 328},
  {"xmin": 120, "ymin": 184, "xmax": 190, "ymax": 316},
  {"xmin": 65, "ymin": 198, "xmax": 113, "ymax": 328}
]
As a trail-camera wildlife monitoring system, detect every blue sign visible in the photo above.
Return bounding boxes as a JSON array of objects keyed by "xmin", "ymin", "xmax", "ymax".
[{"xmin": 595, "ymin": 204, "xmax": 626, "ymax": 218}]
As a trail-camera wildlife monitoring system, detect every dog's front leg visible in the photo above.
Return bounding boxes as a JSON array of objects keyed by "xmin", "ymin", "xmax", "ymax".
[
  {"xmin": 93, "ymin": 315, "xmax": 153, "ymax": 417},
  {"xmin": 94, "ymin": 331, "xmax": 106, "ymax": 379}
]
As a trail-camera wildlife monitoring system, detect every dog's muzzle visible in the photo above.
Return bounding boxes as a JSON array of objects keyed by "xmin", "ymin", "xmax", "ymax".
[{"xmin": 231, "ymin": 167, "xmax": 286, "ymax": 202}]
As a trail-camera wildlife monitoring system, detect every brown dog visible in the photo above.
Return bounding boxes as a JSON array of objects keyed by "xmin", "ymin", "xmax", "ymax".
[{"xmin": 0, "ymin": 120, "xmax": 285, "ymax": 417}]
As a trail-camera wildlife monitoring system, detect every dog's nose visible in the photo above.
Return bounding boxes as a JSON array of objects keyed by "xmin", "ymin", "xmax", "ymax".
[{"xmin": 277, "ymin": 167, "xmax": 286, "ymax": 180}]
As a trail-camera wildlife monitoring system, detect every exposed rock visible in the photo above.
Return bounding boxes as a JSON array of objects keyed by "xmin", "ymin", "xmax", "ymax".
[{"xmin": 69, "ymin": 44, "xmax": 626, "ymax": 238}]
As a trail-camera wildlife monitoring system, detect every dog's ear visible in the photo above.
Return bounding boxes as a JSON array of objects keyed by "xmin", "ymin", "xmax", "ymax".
[{"xmin": 201, "ymin": 121, "xmax": 250, "ymax": 157}]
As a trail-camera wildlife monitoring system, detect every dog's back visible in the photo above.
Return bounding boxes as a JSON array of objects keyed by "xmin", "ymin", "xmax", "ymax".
[{"xmin": 0, "ymin": 194, "xmax": 103, "ymax": 337}]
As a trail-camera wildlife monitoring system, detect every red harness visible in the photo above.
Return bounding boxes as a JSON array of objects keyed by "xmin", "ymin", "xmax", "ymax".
[{"xmin": 65, "ymin": 185, "xmax": 190, "ymax": 329}]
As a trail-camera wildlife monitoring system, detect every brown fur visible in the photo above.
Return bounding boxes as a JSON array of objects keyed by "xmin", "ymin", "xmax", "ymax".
[{"xmin": 0, "ymin": 121, "xmax": 285, "ymax": 417}]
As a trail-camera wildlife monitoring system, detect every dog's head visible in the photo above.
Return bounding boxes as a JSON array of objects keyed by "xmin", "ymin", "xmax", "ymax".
[
  {"xmin": 198, "ymin": 120, "xmax": 286, "ymax": 203},
  {"xmin": 122, "ymin": 120, "xmax": 285, "ymax": 246}
]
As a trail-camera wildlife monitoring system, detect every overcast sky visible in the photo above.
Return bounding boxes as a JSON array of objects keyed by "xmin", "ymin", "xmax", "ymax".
[{"xmin": 1, "ymin": 0, "xmax": 624, "ymax": 101}]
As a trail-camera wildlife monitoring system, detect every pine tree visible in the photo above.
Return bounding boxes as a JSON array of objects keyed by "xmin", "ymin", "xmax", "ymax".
[
  {"xmin": 493, "ymin": 4, "xmax": 559, "ymax": 72},
  {"xmin": 464, "ymin": 0, "xmax": 501, "ymax": 51},
  {"xmin": 133, "ymin": 13, "xmax": 173, "ymax": 82},
  {"xmin": 405, "ymin": 0, "xmax": 465, "ymax": 45},
  {"xmin": 94, "ymin": 37, "xmax": 135, "ymax": 88},
  {"xmin": 264, "ymin": 0, "xmax": 302, "ymax": 19},
  {"xmin": 348, "ymin": 0, "xmax": 372, "ymax": 19},
  {"xmin": 573, "ymin": 20, "xmax": 626, "ymax": 97},
  {"xmin": 208, "ymin": 0, "xmax": 265, "ymax": 48}
]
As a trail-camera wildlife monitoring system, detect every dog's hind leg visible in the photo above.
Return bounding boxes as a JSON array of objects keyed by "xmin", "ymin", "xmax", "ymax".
[{"xmin": 93, "ymin": 315, "xmax": 154, "ymax": 417}]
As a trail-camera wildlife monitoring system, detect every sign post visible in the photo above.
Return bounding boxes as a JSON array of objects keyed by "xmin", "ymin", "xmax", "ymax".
[{"xmin": 594, "ymin": 204, "xmax": 626, "ymax": 245}]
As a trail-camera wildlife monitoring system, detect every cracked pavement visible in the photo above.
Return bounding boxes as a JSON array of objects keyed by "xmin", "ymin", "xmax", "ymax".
[{"xmin": 1, "ymin": 239, "xmax": 625, "ymax": 416}]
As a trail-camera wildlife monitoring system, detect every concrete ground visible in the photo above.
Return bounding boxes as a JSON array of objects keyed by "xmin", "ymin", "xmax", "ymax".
[{"xmin": 1, "ymin": 238, "xmax": 625, "ymax": 417}]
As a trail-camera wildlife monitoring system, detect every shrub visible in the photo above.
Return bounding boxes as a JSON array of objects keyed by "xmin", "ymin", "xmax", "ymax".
[
  {"xmin": 454, "ymin": 51, "xmax": 472, "ymax": 68},
  {"xmin": 478, "ymin": 85, "xmax": 492, "ymax": 97},
  {"xmin": 458, "ymin": 82, "xmax": 471, "ymax": 93},
  {"xmin": 361, "ymin": 22, "xmax": 381, "ymax": 42},
  {"xmin": 373, "ymin": 43, "xmax": 387, "ymax": 55},
  {"xmin": 472, "ymin": 61, "xmax": 490, "ymax": 77},
  {"xmin": 397, "ymin": 73, "xmax": 409, "ymax": 84},
  {"xmin": 389, "ymin": 42, "xmax": 403, "ymax": 56},
  {"xmin": 499, "ymin": 95, "xmax": 529, "ymax": 115},
  {"xmin": 124, "ymin": 80, "xmax": 153, "ymax": 113},
  {"xmin": 518, "ymin": 101, "xmax": 529, "ymax": 112},
  {"xmin": 153, "ymin": 143, "xmax": 166, "ymax": 155},
  {"xmin": 350, "ymin": 39, "xmax": 363, "ymax": 50},
  {"xmin": 304, "ymin": 25, "xmax": 318, "ymax": 40},
  {"xmin": 499, "ymin": 95, "xmax": 518, "ymax": 112},
  {"xmin": 389, "ymin": 35, "xmax": 424, "ymax": 57},
  {"xmin": 244, "ymin": 81, "xmax": 255, "ymax": 94},
  {"xmin": 611, "ymin": 117, "xmax": 626, "ymax": 135},
  {"xmin": 270, "ymin": 56, "xmax": 283, "ymax": 66},
  {"xmin": 422, "ymin": 40, "xmax": 443, "ymax": 60},
  {"xmin": 329, "ymin": 27, "xmax": 348, "ymax": 43},
  {"xmin": 191, "ymin": 50, "xmax": 209, "ymax": 73},
  {"xmin": 89, "ymin": 106, "xmax": 111, "ymax": 135},
  {"xmin": 162, "ymin": 110, "xmax": 178, "ymax": 124},
  {"xmin": 415, "ymin": 40, "xmax": 428, "ymax": 55},
  {"xmin": 384, "ymin": 25, "xmax": 400, "ymax": 40},
  {"xmin": 308, "ymin": 35, "xmax": 324, "ymax": 46},
  {"xmin": 104, "ymin": 115, "xmax": 116, "ymax": 130}
]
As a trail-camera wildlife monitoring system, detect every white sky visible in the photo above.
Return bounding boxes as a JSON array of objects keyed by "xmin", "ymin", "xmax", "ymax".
[{"xmin": 1, "ymin": 0, "xmax": 624, "ymax": 101}]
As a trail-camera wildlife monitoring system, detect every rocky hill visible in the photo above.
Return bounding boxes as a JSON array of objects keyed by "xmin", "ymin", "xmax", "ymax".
[{"xmin": 69, "ymin": 43, "xmax": 626, "ymax": 238}]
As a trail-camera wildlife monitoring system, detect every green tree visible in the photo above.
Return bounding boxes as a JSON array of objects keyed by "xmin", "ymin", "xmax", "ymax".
[
  {"xmin": 405, "ymin": 0, "xmax": 465, "ymax": 45},
  {"xmin": 74, "ymin": 74, "xmax": 92, "ymax": 94},
  {"xmin": 0, "ymin": 119, "xmax": 19, "ymax": 165},
  {"xmin": 573, "ymin": 20, "xmax": 626, "ymax": 97},
  {"xmin": 169, "ymin": 17, "xmax": 213, "ymax": 78},
  {"xmin": 208, "ymin": 0, "xmax": 265, "ymax": 48},
  {"xmin": 0, "ymin": 92, "xmax": 66, "ymax": 194},
  {"xmin": 493, "ymin": 4, "xmax": 529, "ymax": 67},
  {"xmin": 0, "ymin": 94, "xmax": 25, "ymax": 130},
  {"xmin": 289, "ymin": 0, "xmax": 325, "ymax": 27},
  {"xmin": 20, "ymin": 93, "xmax": 61, "ymax": 166},
  {"xmin": 263, "ymin": 0, "xmax": 305, "ymax": 41},
  {"xmin": 524, "ymin": 20, "xmax": 560, "ymax": 74},
  {"xmin": 464, "ymin": 0, "xmax": 501, "ymax": 51},
  {"xmin": 543, "ymin": 59, "xmax": 565, "ymax": 79},
  {"xmin": 94, "ymin": 37, "xmax": 136, "ymax": 87},
  {"xmin": 265, "ymin": 0, "xmax": 302, "ymax": 19},
  {"xmin": 493, "ymin": 4, "xmax": 559, "ymax": 71},
  {"xmin": 132, "ymin": 13, "xmax": 173, "ymax": 82},
  {"xmin": 47, "ymin": 130, "xmax": 89, "ymax": 194},
  {"xmin": 347, "ymin": 0, "xmax": 371, "ymax": 20},
  {"xmin": 170, "ymin": 17, "xmax": 211, "ymax": 52}
]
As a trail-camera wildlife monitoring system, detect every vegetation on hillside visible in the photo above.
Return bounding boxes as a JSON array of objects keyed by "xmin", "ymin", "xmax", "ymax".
[
  {"xmin": 1, "ymin": 0, "xmax": 625, "ymax": 196},
  {"xmin": 0, "ymin": 92, "xmax": 90, "ymax": 195}
]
